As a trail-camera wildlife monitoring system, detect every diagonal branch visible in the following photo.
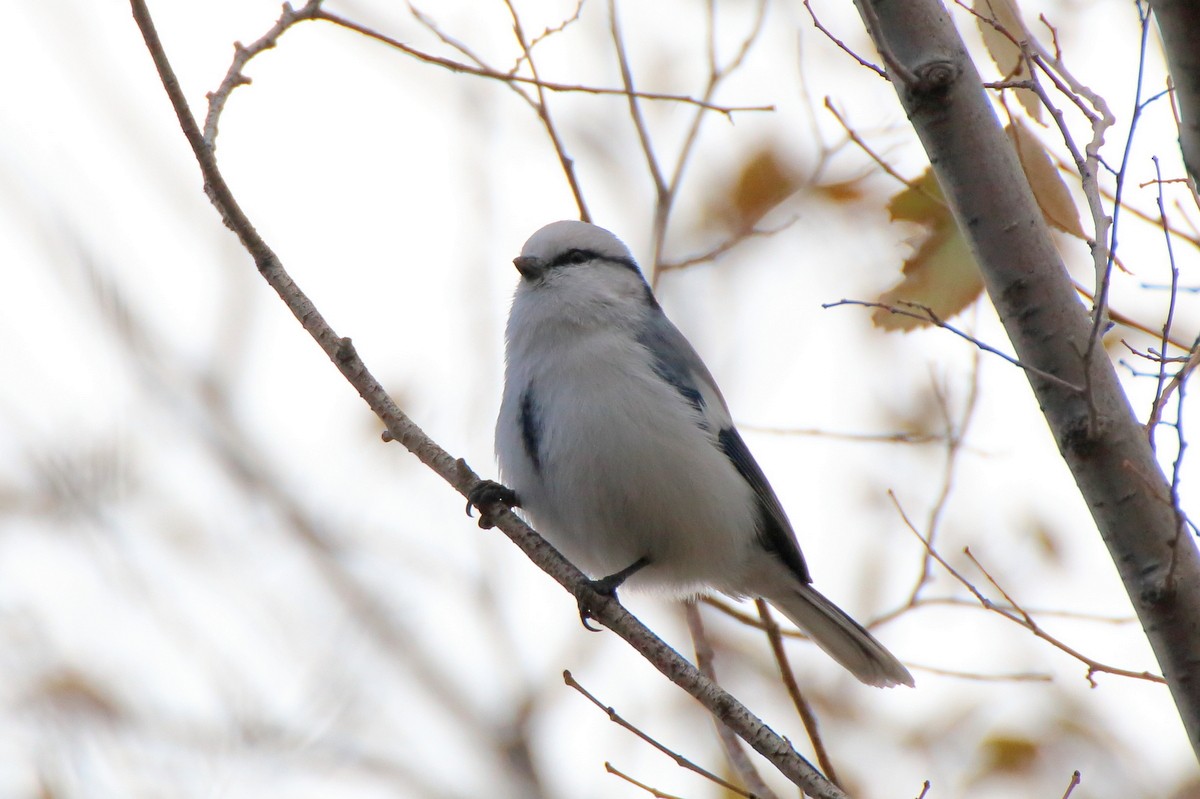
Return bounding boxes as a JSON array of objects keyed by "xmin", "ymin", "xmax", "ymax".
[
  {"xmin": 852, "ymin": 0, "xmax": 1200, "ymax": 757},
  {"xmin": 127, "ymin": 1, "xmax": 842, "ymax": 795}
]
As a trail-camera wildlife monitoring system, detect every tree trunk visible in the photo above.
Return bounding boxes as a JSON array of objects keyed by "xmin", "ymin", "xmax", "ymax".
[
  {"xmin": 1150, "ymin": 0, "xmax": 1200, "ymax": 184},
  {"xmin": 852, "ymin": 0, "xmax": 1200, "ymax": 759}
]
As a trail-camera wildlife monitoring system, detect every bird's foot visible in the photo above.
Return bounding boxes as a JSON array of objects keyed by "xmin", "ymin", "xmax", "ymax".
[
  {"xmin": 465, "ymin": 480, "xmax": 519, "ymax": 529},
  {"xmin": 575, "ymin": 557, "xmax": 650, "ymax": 631}
]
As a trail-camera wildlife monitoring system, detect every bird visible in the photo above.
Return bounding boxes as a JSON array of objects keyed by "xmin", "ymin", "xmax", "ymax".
[{"xmin": 473, "ymin": 220, "xmax": 913, "ymax": 688}]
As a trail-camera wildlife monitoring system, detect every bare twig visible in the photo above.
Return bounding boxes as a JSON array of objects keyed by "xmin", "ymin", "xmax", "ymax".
[
  {"xmin": 605, "ymin": 763, "xmax": 685, "ymax": 799},
  {"xmin": 1062, "ymin": 769, "xmax": 1083, "ymax": 799},
  {"xmin": 503, "ymin": 0, "xmax": 590, "ymax": 221},
  {"xmin": 315, "ymin": 8, "xmax": 772, "ymax": 114},
  {"xmin": 905, "ymin": 351, "xmax": 981, "ymax": 604},
  {"xmin": 203, "ymin": 0, "xmax": 325, "ymax": 148},
  {"xmin": 608, "ymin": 0, "xmax": 665, "ymax": 225},
  {"xmin": 803, "ymin": 0, "xmax": 886, "ymax": 78},
  {"xmin": 755, "ymin": 600, "xmax": 841, "ymax": 786},
  {"xmin": 890, "ymin": 492, "xmax": 1166, "ymax": 686},
  {"xmin": 1071, "ymin": 279, "xmax": 1194, "ymax": 354},
  {"xmin": 564, "ymin": 671, "xmax": 759, "ymax": 799},
  {"xmin": 657, "ymin": 219, "xmax": 788, "ymax": 274},
  {"xmin": 129, "ymin": 3, "xmax": 839, "ymax": 795},
  {"xmin": 685, "ymin": 604, "xmax": 779, "ymax": 799},
  {"xmin": 824, "ymin": 99, "xmax": 943, "ymax": 202},
  {"xmin": 738, "ymin": 423, "xmax": 944, "ymax": 445},
  {"xmin": 1083, "ymin": 4, "xmax": 1155, "ymax": 382},
  {"xmin": 824, "ymin": 299, "xmax": 1084, "ymax": 393},
  {"xmin": 906, "ymin": 663, "xmax": 1052, "ymax": 682},
  {"xmin": 1148, "ymin": 155, "xmax": 1185, "ymax": 438}
]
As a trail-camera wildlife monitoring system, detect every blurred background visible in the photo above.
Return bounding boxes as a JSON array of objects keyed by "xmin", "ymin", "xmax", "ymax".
[{"xmin": 1, "ymin": 0, "xmax": 1197, "ymax": 796}]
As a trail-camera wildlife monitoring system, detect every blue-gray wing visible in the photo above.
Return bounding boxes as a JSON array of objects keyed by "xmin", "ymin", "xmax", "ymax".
[
  {"xmin": 635, "ymin": 310, "xmax": 731, "ymax": 430},
  {"xmin": 636, "ymin": 311, "xmax": 811, "ymax": 585},
  {"xmin": 717, "ymin": 427, "xmax": 810, "ymax": 584}
]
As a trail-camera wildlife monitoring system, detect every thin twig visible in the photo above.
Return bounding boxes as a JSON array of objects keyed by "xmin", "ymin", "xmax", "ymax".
[
  {"xmin": 824, "ymin": 99, "xmax": 943, "ymax": 202},
  {"xmin": 503, "ymin": 0, "xmax": 590, "ymax": 221},
  {"xmin": 315, "ymin": 9, "xmax": 772, "ymax": 114},
  {"xmin": 803, "ymin": 0, "xmax": 886, "ymax": 78},
  {"xmin": 608, "ymin": 0, "xmax": 665, "ymax": 224},
  {"xmin": 1148, "ymin": 155, "xmax": 1184, "ymax": 440},
  {"xmin": 738, "ymin": 423, "xmax": 944, "ymax": 445},
  {"xmin": 564, "ymin": 671, "xmax": 759, "ymax": 799},
  {"xmin": 1061, "ymin": 770, "xmax": 1082, "ymax": 799},
  {"xmin": 824, "ymin": 299, "xmax": 1084, "ymax": 393},
  {"xmin": 203, "ymin": 0, "xmax": 325, "ymax": 148},
  {"xmin": 889, "ymin": 492, "xmax": 1166, "ymax": 686},
  {"xmin": 906, "ymin": 348, "xmax": 981, "ymax": 604},
  {"xmin": 755, "ymin": 600, "xmax": 841, "ymax": 786},
  {"xmin": 685, "ymin": 604, "xmax": 779, "ymax": 799},
  {"xmin": 605, "ymin": 763, "xmax": 685, "ymax": 799},
  {"xmin": 906, "ymin": 663, "xmax": 1052, "ymax": 682},
  {"xmin": 1084, "ymin": 3, "xmax": 1156, "ymax": 394}
]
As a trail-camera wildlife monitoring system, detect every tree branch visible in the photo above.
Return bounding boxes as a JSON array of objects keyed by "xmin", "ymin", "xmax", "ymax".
[
  {"xmin": 1150, "ymin": 0, "xmax": 1200, "ymax": 185},
  {"xmin": 127, "ymin": 1, "xmax": 843, "ymax": 795},
  {"xmin": 852, "ymin": 0, "xmax": 1200, "ymax": 759}
]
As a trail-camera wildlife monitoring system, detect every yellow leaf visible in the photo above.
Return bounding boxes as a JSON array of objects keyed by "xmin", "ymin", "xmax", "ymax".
[
  {"xmin": 973, "ymin": 0, "xmax": 1043, "ymax": 122},
  {"xmin": 873, "ymin": 170, "xmax": 985, "ymax": 331},
  {"xmin": 1007, "ymin": 120, "xmax": 1086, "ymax": 239},
  {"xmin": 978, "ymin": 734, "xmax": 1040, "ymax": 775},
  {"xmin": 708, "ymin": 146, "xmax": 802, "ymax": 233},
  {"xmin": 813, "ymin": 177, "xmax": 867, "ymax": 204},
  {"xmin": 876, "ymin": 129, "xmax": 1083, "ymax": 333}
]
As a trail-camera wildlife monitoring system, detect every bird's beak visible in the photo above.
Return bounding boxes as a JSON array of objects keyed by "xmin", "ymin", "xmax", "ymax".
[{"xmin": 513, "ymin": 255, "xmax": 546, "ymax": 280}]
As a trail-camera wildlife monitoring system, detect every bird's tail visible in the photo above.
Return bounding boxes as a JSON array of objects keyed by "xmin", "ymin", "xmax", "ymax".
[{"xmin": 765, "ymin": 584, "xmax": 914, "ymax": 688}]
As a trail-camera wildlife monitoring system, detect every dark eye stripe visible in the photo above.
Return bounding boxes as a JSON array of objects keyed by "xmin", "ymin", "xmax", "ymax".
[
  {"xmin": 549, "ymin": 248, "xmax": 597, "ymax": 268},
  {"xmin": 547, "ymin": 248, "xmax": 642, "ymax": 275}
]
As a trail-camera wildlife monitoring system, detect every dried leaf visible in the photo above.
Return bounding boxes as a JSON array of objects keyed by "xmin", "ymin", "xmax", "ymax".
[
  {"xmin": 813, "ymin": 177, "xmax": 868, "ymax": 204},
  {"xmin": 876, "ymin": 126, "xmax": 1083, "ymax": 333},
  {"xmin": 978, "ymin": 734, "xmax": 1040, "ymax": 774},
  {"xmin": 974, "ymin": 0, "xmax": 1043, "ymax": 121},
  {"xmin": 708, "ymin": 146, "xmax": 802, "ymax": 232},
  {"xmin": 33, "ymin": 669, "xmax": 122, "ymax": 722},
  {"xmin": 1008, "ymin": 120, "xmax": 1087, "ymax": 239},
  {"xmin": 873, "ymin": 170, "xmax": 985, "ymax": 331}
]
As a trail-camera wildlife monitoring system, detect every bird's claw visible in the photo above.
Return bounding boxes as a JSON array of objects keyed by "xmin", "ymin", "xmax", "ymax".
[
  {"xmin": 575, "ymin": 579, "xmax": 615, "ymax": 632},
  {"xmin": 573, "ymin": 557, "xmax": 650, "ymax": 632},
  {"xmin": 465, "ymin": 480, "xmax": 519, "ymax": 529}
]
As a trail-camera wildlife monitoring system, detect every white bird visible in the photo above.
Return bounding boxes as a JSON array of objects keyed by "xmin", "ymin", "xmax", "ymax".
[{"xmin": 475, "ymin": 220, "xmax": 913, "ymax": 688}]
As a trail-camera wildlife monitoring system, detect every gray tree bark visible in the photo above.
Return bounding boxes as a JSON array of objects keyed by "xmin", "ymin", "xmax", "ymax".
[
  {"xmin": 1150, "ymin": 0, "xmax": 1200, "ymax": 184},
  {"xmin": 852, "ymin": 0, "xmax": 1200, "ymax": 760}
]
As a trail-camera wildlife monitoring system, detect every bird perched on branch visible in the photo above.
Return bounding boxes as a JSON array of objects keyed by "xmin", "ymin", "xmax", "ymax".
[{"xmin": 472, "ymin": 220, "xmax": 912, "ymax": 688}]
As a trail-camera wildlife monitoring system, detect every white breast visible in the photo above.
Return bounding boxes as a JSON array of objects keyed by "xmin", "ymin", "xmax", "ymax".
[{"xmin": 497, "ymin": 294, "xmax": 760, "ymax": 595}]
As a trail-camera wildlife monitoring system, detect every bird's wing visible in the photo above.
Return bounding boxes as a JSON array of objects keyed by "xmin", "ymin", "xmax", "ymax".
[{"xmin": 636, "ymin": 311, "xmax": 811, "ymax": 585}]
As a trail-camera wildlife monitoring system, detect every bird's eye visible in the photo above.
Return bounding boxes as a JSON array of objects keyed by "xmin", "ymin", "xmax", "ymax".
[{"xmin": 566, "ymin": 249, "xmax": 590, "ymax": 265}]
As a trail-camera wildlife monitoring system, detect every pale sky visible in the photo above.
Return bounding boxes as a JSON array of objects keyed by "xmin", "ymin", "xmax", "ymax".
[{"xmin": 1, "ymin": 0, "xmax": 1196, "ymax": 796}]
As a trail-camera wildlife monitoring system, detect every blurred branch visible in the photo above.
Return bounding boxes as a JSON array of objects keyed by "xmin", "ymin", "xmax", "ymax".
[
  {"xmin": 685, "ymin": 603, "xmax": 779, "ymax": 799},
  {"xmin": 564, "ymin": 670, "xmax": 758, "ymax": 799},
  {"xmin": 904, "ymin": 355, "xmax": 981, "ymax": 604},
  {"xmin": 755, "ymin": 600, "xmax": 840, "ymax": 787},
  {"xmin": 891, "ymin": 491, "xmax": 1167, "ymax": 686},
  {"xmin": 604, "ymin": 763, "xmax": 685, "ymax": 799},
  {"xmin": 128, "ymin": 2, "xmax": 842, "ymax": 795},
  {"xmin": 1149, "ymin": 0, "xmax": 1200, "ymax": 184}
]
